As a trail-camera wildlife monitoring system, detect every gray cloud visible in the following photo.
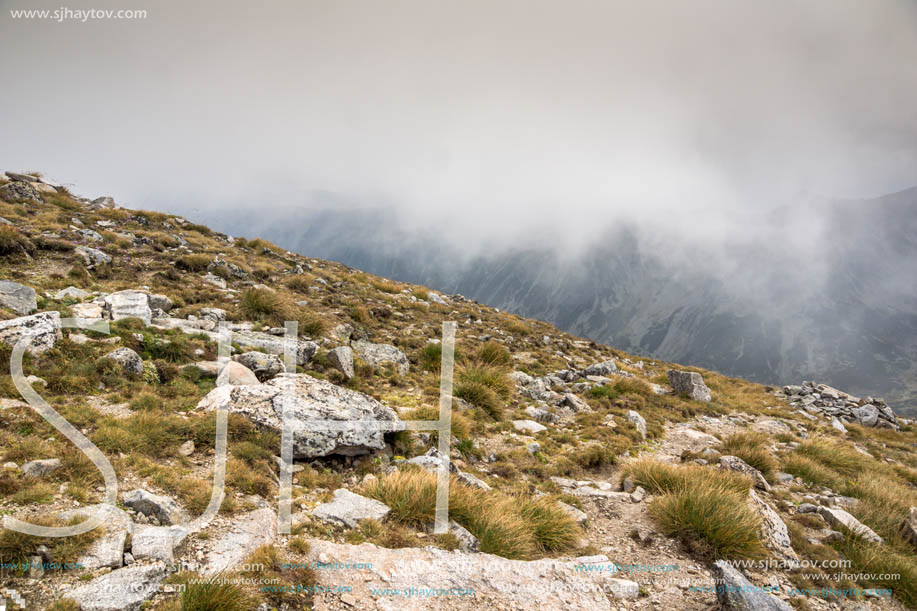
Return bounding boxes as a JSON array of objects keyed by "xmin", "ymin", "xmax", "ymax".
[{"xmin": 1, "ymin": 0, "xmax": 916, "ymax": 253}]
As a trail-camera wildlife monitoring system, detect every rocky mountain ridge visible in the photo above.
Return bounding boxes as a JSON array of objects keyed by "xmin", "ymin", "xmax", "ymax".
[{"xmin": 0, "ymin": 171, "xmax": 915, "ymax": 611}]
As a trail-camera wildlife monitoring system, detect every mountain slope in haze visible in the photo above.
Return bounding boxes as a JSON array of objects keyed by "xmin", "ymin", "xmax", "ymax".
[{"xmin": 204, "ymin": 188, "xmax": 917, "ymax": 416}]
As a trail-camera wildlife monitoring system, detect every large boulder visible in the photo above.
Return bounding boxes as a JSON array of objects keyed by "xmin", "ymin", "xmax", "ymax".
[
  {"xmin": 103, "ymin": 290, "xmax": 152, "ymax": 324},
  {"xmin": 0, "ymin": 280, "xmax": 36, "ymax": 315},
  {"xmin": 351, "ymin": 339, "xmax": 409, "ymax": 375},
  {"xmin": 216, "ymin": 360, "xmax": 260, "ymax": 386},
  {"xmin": 54, "ymin": 286, "xmax": 91, "ymax": 300},
  {"xmin": 232, "ymin": 330, "xmax": 317, "ymax": 365},
  {"xmin": 584, "ymin": 360, "xmax": 617, "ymax": 376},
  {"xmin": 101, "ymin": 347, "xmax": 144, "ymax": 376},
  {"xmin": 851, "ymin": 404, "xmax": 879, "ymax": 427},
  {"xmin": 625, "ymin": 410, "xmax": 647, "ymax": 439},
  {"xmin": 196, "ymin": 374, "xmax": 402, "ymax": 458},
  {"xmin": 712, "ymin": 561, "xmax": 792, "ymax": 610},
  {"xmin": 0, "ymin": 311, "xmax": 61, "ymax": 354},
  {"xmin": 63, "ymin": 563, "xmax": 167, "ymax": 611},
  {"xmin": 667, "ymin": 369, "xmax": 712, "ymax": 402},
  {"xmin": 234, "ymin": 351, "xmax": 285, "ymax": 381},
  {"xmin": 312, "ymin": 488, "xmax": 392, "ymax": 528}
]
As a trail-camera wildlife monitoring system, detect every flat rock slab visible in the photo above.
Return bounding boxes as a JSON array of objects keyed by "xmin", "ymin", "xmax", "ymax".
[
  {"xmin": 63, "ymin": 563, "xmax": 168, "ymax": 611},
  {"xmin": 351, "ymin": 339, "xmax": 409, "ymax": 375},
  {"xmin": 196, "ymin": 374, "xmax": 402, "ymax": 459},
  {"xmin": 513, "ymin": 419, "xmax": 547, "ymax": 434},
  {"xmin": 306, "ymin": 538, "xmax": 639, "ymax": 610},
  {"xmin": 203, "ymin": 508, "xmax": 277, "ymax": 576},
  {"xmin": 131, "ymin": 525, "xmax": 188, "ymax": 563},
  {"xmin": 312, "ymin": 489, "xmax": 391, "ymax": 528}
]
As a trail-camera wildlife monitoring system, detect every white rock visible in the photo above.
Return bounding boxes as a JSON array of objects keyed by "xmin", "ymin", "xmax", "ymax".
[{"xmin": 312, "ymin": 489, "xmax": 392, "ymax": 528}]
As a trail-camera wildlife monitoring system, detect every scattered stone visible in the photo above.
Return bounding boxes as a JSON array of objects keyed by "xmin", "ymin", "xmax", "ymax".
[
  {"xmin": 797, "ymin": 503, "xmax": 818, "ymax": 514},
  {"xmin": 202, "ymin": 272, "xmax": 227, "ymax": 288},
  {"xmin": 525, "ymin": 405, "xmax": 557, "ymax": 423},
  {"xmin": 427, "ymin": 292, "xmax": 448, "ymax": 305},
  {"xmin": 232, "ymin": 330, "xmax": 317, "ymax": 365},
  {"xmin": 21, "ymin": 458, "xmax": 62, "ymax": 477},
  {"xmin": 54, "ymin": 286, "xmax": 91, "ymax": 300},
  {"xmin": 558, "ymin": 501, "xmax": 588, "ymax": 525},
  {"xmin": 327, "ymin": 345, "xmax": 356, "ymax": 379},
  {"xmin": 101, "ymin": 347, "xmax": 144, "ymax": 376},
  {"xmin": 0, "ymin": 280, "xmax": 37, "ymax": 314},
  {"xmin": 817, "ymin": 507, "xmax": 883, "ymax": 543},
  {"xmin": 712, "ymin": 560, "xmax": 792, "ymax": 611},
  {"xmin": 74, "ymin": 245, "xmax": 112, "ymax": 267},
  {"xmin": 196, "ymin": 374, "xmax": 402, "ymax": 458},
  {"xmin": 123, "ymin": 489, "xmax": 187, "ymax": 526},
  {"xmin": 830, "ymin": 417, "xmax": 848, "ymax": 434},
  {"xmin": 630, "ymin": 486, "xmax": 646, "ymax": 503},
  {"xmin": 397, "ymin": 448, "xmax": 492, "ymax": 491},
  {"xmin": 179, "ymin": 440, "xmax": 195, "ymax": 456},
  {"xmin": 312, "ymin": 489, "xmax": 392, "ymax": 528},
  {"xmin": 147, "ymin": 293, "xmax": 172, "ymax": 312},
  {"xmin": 667, "ymin": 370, "xmax": 712, "ymax": 402},
  {"xmin": 719, "ymin": 455, "xmax": 771, "ymax": 491},
  {"xmin": 0, "ymin": 311, "xmax": 62, "ymax": 354},
  {"xmin": 513, "ymin": 419, "xmax": 547, "ymax": 434},
  {"xmin": 625, "ymin": 410, "xmax": 647, "ymax": 439},
  {"xmin": 851, "ymin": 404, "xmax": 879, "ymax": 427},
  {"xmin": 561, "ymin": 393, "xmax": 590, "ymax": 412},
  {"xmin": 351, "ymin": 339, "xmax": 409, "ymax": 375},
  {"xmin": 235, "ymin": 351, "xmax": 285, "ymax": 381},
  {"xmin": 584, "ymin": 360, "xmax": 617, "ymax": 376}
]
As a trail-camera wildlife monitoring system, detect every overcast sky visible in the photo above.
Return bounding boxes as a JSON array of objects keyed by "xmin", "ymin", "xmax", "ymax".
[{"xmin": 1, "ymin": 0, "xmax": 916, "ymax": 249}]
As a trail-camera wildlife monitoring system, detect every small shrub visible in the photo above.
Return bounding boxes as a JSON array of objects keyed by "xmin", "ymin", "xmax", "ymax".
[
  {"xmin": 174, "ymin": 578, "xmax": 258, "ymax": 611},
  {"xmin": 477, "ymin": 341, "xmax": 512, "ymax": 367},
  {"xmin": 175, "ymin": 254, "xmax": 211, "ymax": 272},
  {"xmin": 572, "ymin": 444, "xmax": 615, "ymax": 469},
  {"xmin": 719, "ymin": 432, "xmax": 778, "ymax": 482},
  {"xmin": 0, "ymin": 225, "xmax": 34, "ymax": 257}
]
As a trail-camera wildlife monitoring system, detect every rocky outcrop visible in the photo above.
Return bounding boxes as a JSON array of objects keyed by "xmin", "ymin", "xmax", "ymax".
[
  {"xmin": 312, "ymin": 488, "xmax": 392, "ymax": 528},
  {"xmin": 712, "ymin": 561, "xmax": 792, "ymax": 611},
  {"xmin": 0, "ymin": 311, "xmax": 61, "ymax": 354},
  {"xmin": 196, "ymin": 374, "xmax": 402, "ymax": 458},
  {"xmin": 130, "ymin": 524, "xmax": 188, "ymax": 563},
  {"xmin": 667, "ymin": 370, "xmax": 712, "ymax": 402},
  {"xmin": 780, "ymin": 381, "xmax": 899, "ymax": 431},
  {"xmin": 901, "ymin": 507, "xmax": 917, "ymax": 547},
  {"xmin": 351, "ymin": 339, "xmax": 409, "ymax": 375},
  {"xmin": 0, "ymin": 280, "xmax": 36, "ymax": 314}
]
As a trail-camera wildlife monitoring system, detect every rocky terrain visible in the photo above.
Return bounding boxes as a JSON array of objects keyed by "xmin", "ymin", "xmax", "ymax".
[{"xmin": 0, "ymin": 170, "xmax": 915, "ymax": 611}]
